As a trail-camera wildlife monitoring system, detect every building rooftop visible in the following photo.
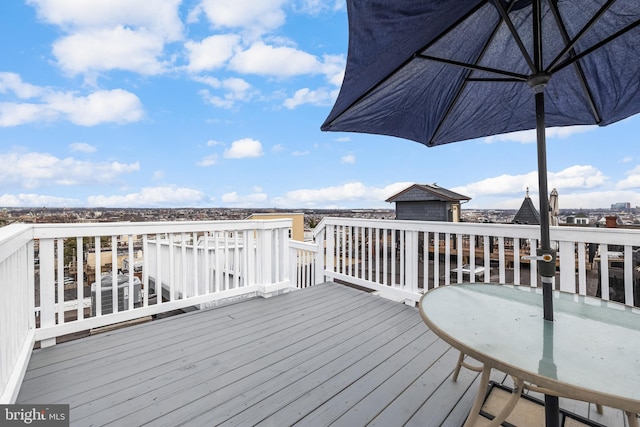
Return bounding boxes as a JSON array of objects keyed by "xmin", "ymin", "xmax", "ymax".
[{"xmin": 385, "ymin": 183, "xmax": 471, "ymax": 203}]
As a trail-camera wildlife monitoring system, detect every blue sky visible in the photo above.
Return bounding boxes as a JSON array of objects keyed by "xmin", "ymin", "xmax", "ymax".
[{"xmin": 1, "ymin": 0, "xmax": 640, "ymax": 210}]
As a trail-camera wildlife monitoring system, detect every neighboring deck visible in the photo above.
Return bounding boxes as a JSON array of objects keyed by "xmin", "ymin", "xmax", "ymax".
[{"xmin": 17, "ymin": 283, "xmax": 626, "ymax": 426}]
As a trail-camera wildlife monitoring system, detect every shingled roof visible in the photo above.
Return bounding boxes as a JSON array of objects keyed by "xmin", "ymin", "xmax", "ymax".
[
  {"xmin": 385, "ymin": 183, "xmax": 471, "ymax": 203},
  {"xmin": 513, "ymin": 190, "xmax": 541, "ymax": 225}
]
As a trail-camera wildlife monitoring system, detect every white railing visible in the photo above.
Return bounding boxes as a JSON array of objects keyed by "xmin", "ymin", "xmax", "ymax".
[
  {"xmin": 313, "ymin": 218, "xmax": 640, "ymax": 306},
  {"xmin": 0, "ymin": 224, "xmax": 35, "ymax": 404},
  {"xmin": 3, "ymin": 216, "xmax": 640, "ymax": 402},
  {"xmin": 289, "ymin": 240, "xmax": 319, "ymax": 289},
  {"xmin": 30, "ymin": 219, "xmax": 292, "ymax": 348}
]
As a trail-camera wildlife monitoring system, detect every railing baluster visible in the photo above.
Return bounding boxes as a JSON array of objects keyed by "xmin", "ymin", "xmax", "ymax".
[
  {"xmin": 530, "ymin": 238, "xmax": 538, "ymax": 287},
  {"xmin": 456, "ymin": 233, "xmax": 463, "ymax": 284},
  {"xmin": 76, "ymin": 237, "xmax": 84, "ymax": 320},
  {"xmin": 498, "ymin": 236, "xmax": 505, "ymax": 284},
  {"xmin": 577, "ymin": 242, "xmax": 587, "ymax": 295},
  {"xmin": 624, "ymin": 245, "xmax": 633, "ymax": 306},
  {"xmin": 434, "ymin": 232, "xmax": 440, "ymax": 288},
  {"xmin": 155, "ymin": 233, "xmax": 161, "ymax": 305},
  {"xmin": 423, "ymin": 231, "xmax": 429, "ymax": 290},
  {"xmin": 111, "ymin": 236, "xmax": 118, "ymax": 314},
  {"xmin": 128, "ymin": 235, "xmax": 134, "ymax": 311},
  {"xmin": 56, "ymin": 238, "xmax": 64, "ymax": 325},
  {"xmin": 482, "ymin": 235, "xmax": 490, "ymax": 284},
  {"xmin": 95, "ymin": 236, "xmax": 101, "ymax": 317},
  {"xmin": 600, "ymin": 244, "xmax": 610, "ymax": 300},
  {"xmin": 469, "ymin": 234, "xmax": 476, "ymax": 284},
  {"xmin": 444, "ymin": 233, "xmax": 450, "ymax": 286},
  {"xmin": 142, "ymin": 234, "xmax": 149, "ymax": 307},
  {"xmin": 513, "ymin": 238, "xmax": 520, "ymax": 285}
]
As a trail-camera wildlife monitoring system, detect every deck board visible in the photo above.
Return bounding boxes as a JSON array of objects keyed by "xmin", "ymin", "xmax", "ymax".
[{"xmin": 16, "ymin": 282, "xmax": 627, "ymax": 427}]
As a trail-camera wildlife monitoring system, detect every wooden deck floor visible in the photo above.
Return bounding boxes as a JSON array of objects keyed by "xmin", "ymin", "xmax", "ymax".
[{"xmin": 17, "ymin": 282, "xmax": 627, "ymax": 426}]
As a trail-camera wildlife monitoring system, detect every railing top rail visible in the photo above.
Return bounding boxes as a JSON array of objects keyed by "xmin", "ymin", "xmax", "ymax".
[
  {"xmin": 314, "ymin": 217, "xmax": 640, "ymax": 244},
  {"xmin": 32, "ymin": 219, "xmax": 293, "ymax": 239},
  {"xmin": 0, "ymin": 223, "xmax": 33, "ymax": 264},
  {"xmin": 314, "ymin": 217, "xmax": 542, "ymax": 239}
]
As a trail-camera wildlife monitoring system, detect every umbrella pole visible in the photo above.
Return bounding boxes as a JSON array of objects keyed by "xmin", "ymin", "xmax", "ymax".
[
  {"xmin": 535, "ymin": 88, "xmax": 561, "ymax": 427},
  {"xmin": 534, "ymin": 90, "xmax": 555, "ymax": 322}
]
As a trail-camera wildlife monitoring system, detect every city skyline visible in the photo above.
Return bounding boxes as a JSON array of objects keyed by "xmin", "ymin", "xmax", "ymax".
[{"xmin": 1, "ymin": 1, "xmax": 640, "ymax": 211}]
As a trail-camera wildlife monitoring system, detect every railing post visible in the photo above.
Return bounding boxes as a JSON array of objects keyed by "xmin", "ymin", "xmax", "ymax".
[
  {"xmin": 259, "ymin": 227, "xmax": 273, "ymax": 286},
  {"xmin": 314, "ymin": 227, "xmax": 326, "ymax": 284},
  {"xmin": 39, "ymin": 238, "xmax": 56, "ymax": 348},
  {"xmin": 405, "ymin": 230, "xmax": 419, "ymax": 305},
  {"xmin": 325, "ymin": 224, "xmax": 335, "ymax": 281}
]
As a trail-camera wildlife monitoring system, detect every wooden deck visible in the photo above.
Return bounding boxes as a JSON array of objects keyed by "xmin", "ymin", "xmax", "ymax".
[{"xmin": 17, "ymin": 283, "xmax": 627, "ymax": 426}]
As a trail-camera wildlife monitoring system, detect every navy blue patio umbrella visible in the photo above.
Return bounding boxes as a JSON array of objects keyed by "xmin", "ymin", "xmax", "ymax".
[{"xmin": 322, "ymin": 0, "xmax": 640, "ymax": 424}]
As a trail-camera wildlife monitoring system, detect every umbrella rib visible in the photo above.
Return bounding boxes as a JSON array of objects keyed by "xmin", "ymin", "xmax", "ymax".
[
  {"xmin": 546, "ymin": 0, "xmax": 602, "ymax": 124},
  {"xmin": 416, "ymin": 54, "xmax": 528, "ymax": 81},
  {"xmin": 550, "ymin": 18, "xmax": 640, "ymax": 74},
  {"xmin": 426, "ymin": 13, "xmax": 514, "ymax": 146},
  {"xmin": 322, "ymin": 0, "xmax": 489, "ymax": 129},
  {"xmin": 546, "ymin": 0, "xmax": 616, "ymax": 73},
  {"xmin": 491, "ymin": 0, "xmax": 537, "ymax": 73}
]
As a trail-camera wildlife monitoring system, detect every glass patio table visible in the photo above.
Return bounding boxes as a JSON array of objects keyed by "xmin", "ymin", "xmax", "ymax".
[{"xmin": 419, "ymin": 284, "xmax": 640, "ymax": 427}]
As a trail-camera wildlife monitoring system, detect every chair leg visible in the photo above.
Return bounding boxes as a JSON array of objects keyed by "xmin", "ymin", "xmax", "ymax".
[{"xmin": 595, "ymin": 403, "xmax": 603, "ymax": 414}]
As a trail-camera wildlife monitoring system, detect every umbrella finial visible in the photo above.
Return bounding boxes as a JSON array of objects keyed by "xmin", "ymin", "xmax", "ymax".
[{"xmin": 526, "ymin": 187, "xmax": 529, "ymax": 197}]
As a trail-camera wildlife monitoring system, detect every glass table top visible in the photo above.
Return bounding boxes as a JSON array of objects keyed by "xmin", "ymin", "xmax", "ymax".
[{"xmin": 419, "ymin": 284, "xmax": 640, "ymax": 408}]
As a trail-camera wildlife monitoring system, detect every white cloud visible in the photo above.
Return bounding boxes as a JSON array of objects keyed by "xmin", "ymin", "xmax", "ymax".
[
  {"xmin": 452, "ymin": 165, "xmax": 607, "ymax": 199},
  {"xmin": 45, "ymin": 89, "xmax": 144, "ymax": 126},
  {"xmin": 191, "ymin": 0, "xmax": 287, "ymax": 36},
  {"xmin": 197, "ymin": 155, "xmax": 218, "ymax": 167},
  {"xmin": 199, "ymin": 78, "xmax": 254, "ymax": 109},
  {"xmin": 0, "ymin": 77, "xmax": 144, "ymax": 127},
  {"xmin": 223, "ymin": 138, "xmax": 264, "ymax": 158},
  {"xmin": 28, "ymin": 0, "xmax": 183, "ymax": 76},
  {"xmin": 341, "ymin": 154, "xmax": 355, "ymax": 164},
  {"xmin": 27, "ymin": 0, "xmax": 183, "ymax": 40},
  {"xmin": 621, "ymin": 156, "xmax": 634, "ymax": 163},
  {"xmin": 336, "ymin": 136, "xmax": 351, "ymax": 142},
  {"xmin": 296, "ymin": 0, "xmax": 345, "ymax": 14},
  {"xmin": 207, "ymin": 139, "xmax": 224, "ymax": 147},
  {"xmin": 0, "ymin": 73, "xmax": 44, "ymax": 99},
  {"xmin": 484, "ymin": 125, "xmax": 596, "ymax": 144},
  {"xmin": 292, "ymin": 150, "xmax": 309, "ymax": 157},
  {"xmin": 230, "ymin": 42, "xmax": 321, "ymax": 77},
  {"xmin": 0, "ymin": 193, "xmax": 80, "ymax": 207},
  {"xmin": 272, "ymin": 144, "xmax": 284, "ymax": 152},
  {"xmin": 284, "ymin": 87, "xmax": 337, "ymax": 109},
  {"xmin": 221, "ymin": 190, "xmax": 268, "ymax": 206},
  {"xmin": 151, "ymin": 170, "xmax": 165, "ymax": 181},
  {"xmin": 272, "ymin": 181, "xmax": 412, "ymax": 208},
  {"xmin": 0, "ymin": 151, "xmax": 139, "ymax": 189},
  {"xmin": 616, "ymin": 165, "xmax": 640, "ymax": 190},
  {"xmin": 69, "ymin": 142, "xmax": 96, "ymax": 153},
  {"xmin": 87, "ymin": 186, "xmax": 205, "ymax": 207},
  {"xmin": 53, "ymin": 27, "xmax": 168, "ymax": 76},
  {"xmin": 185, "ymin": 34, "xmax": 241, "ymax": 72}
]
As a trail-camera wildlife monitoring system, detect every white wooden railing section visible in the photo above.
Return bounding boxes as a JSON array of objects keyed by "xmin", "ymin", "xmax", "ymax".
[
  {"xmin": 0, "ymin": 224, "xmax": 35, "ymax": 404},
  {"xmin": 2, "ymin": 216, "xmax": 640, "ymax": 404},
  {"xmin": 312, "ymin": 218, "xmax": 640, "ymax": 306}
]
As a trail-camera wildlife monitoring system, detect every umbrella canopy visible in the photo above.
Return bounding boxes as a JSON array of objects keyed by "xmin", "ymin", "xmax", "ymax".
[{"xmin": 322, "ymin": 0, "xmax": 640, "ymax": 146}]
